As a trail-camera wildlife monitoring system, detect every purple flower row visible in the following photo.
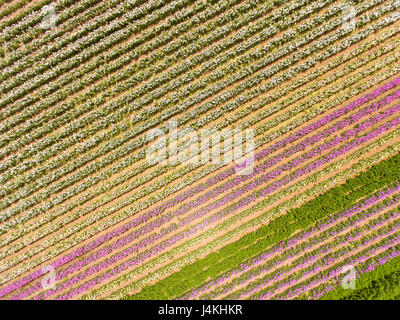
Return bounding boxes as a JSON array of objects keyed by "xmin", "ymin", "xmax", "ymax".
[{"xmin": 221, "ymin": 203, "xmax": 400, "ymax": 299}]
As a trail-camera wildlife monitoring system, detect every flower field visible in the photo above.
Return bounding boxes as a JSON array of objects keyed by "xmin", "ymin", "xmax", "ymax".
[{"xmin": 0, "ymin": 0, "xmax": 400, "ymax": 300}]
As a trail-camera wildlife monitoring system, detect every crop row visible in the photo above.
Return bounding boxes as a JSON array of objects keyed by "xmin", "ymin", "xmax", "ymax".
[
  {"xmin": 0, "ymin": 0, "xmax": 199, "ymax": 114},
  {"xmin": 254, "ymin": 219, "xmax": 400, "ymax": 299},
  {"xmin": 0, "ymin": 1, "xmax": 390, "ymax": 208},
  {"xmin": 73, "ymin": 140, "xmax": 400, "ymax": 300},
  {"xmin": 0, "ymin": 0, "xmax": 142, "ymax": 74},
  {"xmin": 102, "ymin": 139, "xmax": 400, "ymax": 301},
  {"xmin": 0, "ymin": 0, "xmax": 79, "ymax": 36},
  {"xmin": 0, "ymin": 0, "xmax": 382, "ymax": 179},
  {"xmin": 229, "ymin": 207, "xmax": 400, "ymax": 299},
  {"xmin": 0, "ymin": 0, "xmax": 31, "ymax": 22},
  {"xmin": 280, "ymin": 221, "xmax": 400, "ymax": 300},
  {"xmin": 0, "ymin": 0, "xmax": 316, "ymax": 168},
  {"xmin": 0, "ymin": 0, "xmax": 320, "ymax": 222},
  {"xmin": 0, "ymin": 0, "xmax": 273, "ymax": 132},
  {"xmin": 0, "ymin": 0, "xmax": 279, "ymax": 174},
  {"xmin": 1, "ymin": 1, "xmax": 398, "ymax": 296},
  {"xmin": 316, "ymin": 243, "xmax": 400, "ymax": 299},
  {"xmin": 0, "ymin": 0, "xmax": 204, "ymax": 96},
  {"xmin": 0, "ymin": 0, "xmax": 108, "ymax": 64},
  {"xmin": 221, "ymin": 202, "xmax": 400, "ymax": 299},
  {"xmin": 3, "ymin": 91, "xmax": 400, "ymax": 296},
  {"xmin": 2, "ymin": 0, "xmax": 400, "ymax": 302},
  {"xmin": 3, "ymin": 31, "xmax": 397, "ymax": 252},
  {"xmin": 310, "ymin": 246, "xmax": 400, "ymax": 299}
]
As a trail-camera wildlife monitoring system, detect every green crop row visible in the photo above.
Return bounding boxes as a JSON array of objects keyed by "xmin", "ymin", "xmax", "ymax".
[
  {"xmin": 271, "ymin": 222, "xmax": 400, "ymax": 300},
  {"xmin": 1, "ymin": 0, "xmax": 398, "ymax": 288},
  {"xmin": 1, "ymin": 0, "xmax": 386, "ymax": 196},
  {"xmin": 245, "ymin": 208, "xmax": 400, "ymax": 299},
  {"xmin": 1, "ymin": 32, "xmax": 395, "ymax": 264},
  {"xmin": 45, "ymin": 109, "xmax": 400, "ymax": 298},
  {"xmin": 0, "ymin": 0, "xmax": 343, "ymax": 208}
]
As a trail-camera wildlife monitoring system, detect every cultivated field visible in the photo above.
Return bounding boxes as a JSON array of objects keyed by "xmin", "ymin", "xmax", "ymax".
[{"xmin": 0, "ymin": 0, "xmax": 400, "ymax": 300}]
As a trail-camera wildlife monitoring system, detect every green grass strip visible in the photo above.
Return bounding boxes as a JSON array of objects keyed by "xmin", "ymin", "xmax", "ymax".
[{"xmin": 126, "ymin": 152, "xmax": 400, "ymax": 300}]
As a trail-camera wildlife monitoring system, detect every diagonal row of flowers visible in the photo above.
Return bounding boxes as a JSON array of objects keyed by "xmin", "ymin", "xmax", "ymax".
[
  {"xmin": 0, "ymin": 0, "xmax": 366, "ymax": 228},
  {"xmin": 45, "ymin": 94, "xmax": 400, "ymax": 299},
  {"xmin": 203, "ymin": 206, "xmax": 400, "ymax": 299},
  {"xmin": 229, "ymin": 202, "xmax": 400, "ymax": 299},
  {"xmin": 187, "ymin": 192, "xmax": 400, "ymax": 299},
  {"xmin": 0, "ymin": 0, "xmax": 394, "ymax": 222},
  {"xmin": 258, "ymin": 223, "xmax": 400, "ymax": 300},
  {"xmin": 3, "ymin": 29, "xmax": 396, "ymax": 250},
  {"xmin": 181, "ymin": 183, "xmax": 400, "ymax": 299},
  {"xmin": 2, "ymin": 37, "xmax": 398, "ymax": 280},
  {"xmin": 2, "ymin": 77, "xmax": 399, "ymax": 298},
  {"xmin": 2, "ymin": 0, "xmax": 396, "ymax": 225},
  {"xmin": 277, "ymin": 224, "xmax": 400, "ymax": 300},
  {"xmin": 0, "ymin": 0, "xmax": 286, "ymax": 163}
]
